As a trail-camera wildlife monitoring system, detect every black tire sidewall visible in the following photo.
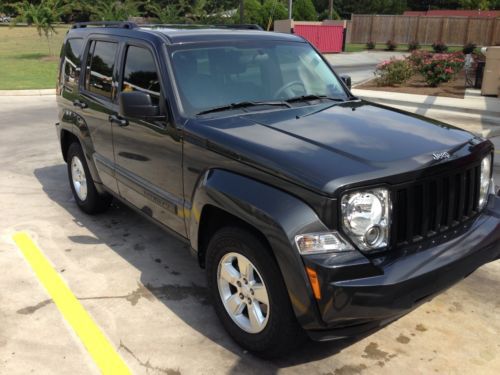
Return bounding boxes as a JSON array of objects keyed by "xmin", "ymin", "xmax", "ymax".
[
  {"xmin": 206, "ymin": 227, "xmax": 302, "ymax": 357},
  {"xmin": 66, "ymin": 142, "xmax": 110, "ymax": 214}
]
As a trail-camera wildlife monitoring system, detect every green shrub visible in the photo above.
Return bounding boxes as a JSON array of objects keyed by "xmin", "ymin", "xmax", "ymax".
[
  {"xmin": 261, "ymin": 0, "xmax": 288, "ymax": 29},
  {"xmin": 462, "ymin": 42, "xmax": 476, "ymax": 54},
  {"xmin": 408, "ymin": 40, "xmax": 420, "ymax": 51},
  {"xmin": 238, "ymin": 0, "xmax": 263, "ymax": 25},
  {"xmin": 375, "ymin": 58, "xmax": 414, "ymax": 86},
  {"xmin": 366, "ymin": 40, "xmax": 375, "ymax": 50},
  {"xmin": 386, "ymin": 40, "xmax": 397, "ymax": 51},
  {"xmin": 292, "ymin": 0, "xmax": 317, "ymax": 21},
  {"xmin": 432, "ymin": 41, "xmax": 448, "ymax": 53}
]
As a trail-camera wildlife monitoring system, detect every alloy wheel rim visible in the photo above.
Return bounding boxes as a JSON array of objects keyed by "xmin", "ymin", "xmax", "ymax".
[
  {"xmin": 71, "ymin": 155, "xmax": 88, "ymax": 201},
  {"xmin": 217, "ymin": 252, "xmax": 270, "ymax": 334}
]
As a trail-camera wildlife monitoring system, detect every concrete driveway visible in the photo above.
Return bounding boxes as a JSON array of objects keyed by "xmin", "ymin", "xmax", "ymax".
[
  {"xmin": 326, "ymin": 51, "xmax": 408, "ymax": 85},
  {"xmin": 1, "ymin": 95, "xmax": 499, "ymax": 374}
]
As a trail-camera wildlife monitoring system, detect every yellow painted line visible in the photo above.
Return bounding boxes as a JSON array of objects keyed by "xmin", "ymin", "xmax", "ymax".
[
  {"xmin": 12, "ymin": 232, "xmax": 131, "ymax": 375},
  {"xmin": 495, "ymin": 150, "xmax": 500, "ymax": 154}
]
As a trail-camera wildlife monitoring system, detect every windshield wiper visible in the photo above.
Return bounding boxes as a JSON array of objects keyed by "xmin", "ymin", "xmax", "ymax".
[
  {"xmin": 196, "ymin": 100, "xmax": 292, "ymax": 116},
  {"xmin": 285, "ymin": 94, "xmax": 346, "ymax": 104}
]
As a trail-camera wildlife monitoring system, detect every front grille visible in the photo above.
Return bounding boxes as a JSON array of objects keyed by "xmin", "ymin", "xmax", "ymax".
[{"xmin": 392, "ymin": 161, "xmax": 481, "ymax": 246}]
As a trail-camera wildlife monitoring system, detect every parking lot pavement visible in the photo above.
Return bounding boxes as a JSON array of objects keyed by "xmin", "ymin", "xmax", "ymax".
[
  {"xmin": 326, "ymin": 51, "xmax": 408, "ymax": 85},
  {"xmin": 1, "ymin": 95, "xmax": 499, "ymax": 375}
]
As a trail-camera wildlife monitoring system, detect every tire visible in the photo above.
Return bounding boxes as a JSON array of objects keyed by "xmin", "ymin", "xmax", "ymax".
[
  {"xmin": 206, "ymin": 226, "xmax": 305, "ymax": 358},
  {"xmin": 66, "ymin": 142, "xmax": 112, "ymax": 214}
]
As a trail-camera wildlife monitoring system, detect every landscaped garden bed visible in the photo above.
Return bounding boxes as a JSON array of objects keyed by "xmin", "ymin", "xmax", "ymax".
[
  {"xmin": 356, "ymin": 70, "xmax": 466, "ymax": 98},
  {"xmin": 355, "ymin": 47, "xmax": 483, "ymax": 99}
]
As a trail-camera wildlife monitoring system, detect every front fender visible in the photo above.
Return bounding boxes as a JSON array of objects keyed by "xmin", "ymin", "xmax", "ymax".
[{"xmin": 188, "ymin": 169, "xmax": 330, "ymax": 329}]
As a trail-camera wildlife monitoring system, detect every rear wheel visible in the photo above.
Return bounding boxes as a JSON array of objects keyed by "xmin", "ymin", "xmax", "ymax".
[
  {"xmin": 67, "ymin": 142, "xmax": 112, "ymax": 214},
  {"xmin": 206, "ymin": 226, "xmax": 304, "ymax": 358}
]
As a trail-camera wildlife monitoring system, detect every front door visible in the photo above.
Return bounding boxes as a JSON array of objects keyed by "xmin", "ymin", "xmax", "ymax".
[{"xmin": 112, "ymin": 43, "xmax": 185, "ymax": 236}]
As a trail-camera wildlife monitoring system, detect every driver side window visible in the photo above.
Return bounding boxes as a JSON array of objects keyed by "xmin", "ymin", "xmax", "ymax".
[{"xmin": 121, "ymin": 46, "xmax": 161, "ymax": 105}]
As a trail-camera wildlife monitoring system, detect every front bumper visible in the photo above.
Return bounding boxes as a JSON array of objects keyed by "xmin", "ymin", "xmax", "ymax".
[{"xmin": 302, "ymin": 194, "xmax": 500, "ymax": 341}]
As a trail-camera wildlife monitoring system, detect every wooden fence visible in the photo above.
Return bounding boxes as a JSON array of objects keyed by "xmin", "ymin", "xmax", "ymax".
[{"xmin": 349, "ymin": 14, "xmax": 500, "ymax": 46}]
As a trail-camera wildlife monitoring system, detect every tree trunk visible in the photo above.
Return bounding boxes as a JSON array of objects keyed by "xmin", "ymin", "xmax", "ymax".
[{"xmin": 46, "ymin": 35, "xmax": 52, "ymax": 56}]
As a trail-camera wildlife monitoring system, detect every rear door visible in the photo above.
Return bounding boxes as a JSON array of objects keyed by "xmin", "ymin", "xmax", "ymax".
[
  {"xmin": 79, "ymin": 38, "xmax": 120, "ymax": 193},
  {"xmin": 112, "ymin": 41, "xmax": 185, "ymax": 235}
]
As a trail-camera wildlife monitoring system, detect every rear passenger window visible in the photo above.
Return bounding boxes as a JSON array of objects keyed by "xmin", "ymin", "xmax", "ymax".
[
  {"xmin": 61, "ymin": 38, "xmax": 83, "ymax": 89},
  {"xmin": 85, "ymin": 41, "xmax": 118, "ymax": 100},
  {"xmin": 121, "ymin": 46, "xmax": 161, "ymax": 104}
]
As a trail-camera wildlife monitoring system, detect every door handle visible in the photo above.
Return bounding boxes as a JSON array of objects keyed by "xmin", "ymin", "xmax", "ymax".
[
  {"xmin": 73, "ymin": 99, "xmax": 88, "ymax": 109},
  {"xmin": 109, "ymin": 115, "xmax": 128, "ymax": 127}
]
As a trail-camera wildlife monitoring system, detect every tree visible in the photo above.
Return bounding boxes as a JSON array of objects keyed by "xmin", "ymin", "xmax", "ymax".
[
  {"xmin": 146, "ymin": 0, "xmax": 190, "ymax": 23},
  {"xmin": 293, "ymin": 0, "xmax": 318, "ymax": 20},
  {"xmin": 458, "ymin": 0, "xmax": 491, "ymax": 9},
  {"xmin": 84, "ymin": 0, "xmax": 142, "ymax": 21},
  {"xmin": 261, "ymin": 0, "xmax": 288, "ymax": 29},
  {"xmin": 331, "ymin": 0, "xmax": 407, "ymax": 15},
  {"xmin": 12, "ymin": 0, "xmax": 65, "ymax": 55},
  {"xmin": 238, "ymin": 0, "xmax": 263, "ymax": 24}
]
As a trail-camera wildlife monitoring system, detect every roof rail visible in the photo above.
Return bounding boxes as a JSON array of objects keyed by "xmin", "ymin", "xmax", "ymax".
[
  {"xmin": 71, "ymin": 21, "xmax": 138, "ymax": 29},
  {"xmin": 139, "ymin": 23, "xmax": 263, "ymax": 31},
  {"xmin": 215, "ymin": 24, "xmax": 263, "ymax": 30}
]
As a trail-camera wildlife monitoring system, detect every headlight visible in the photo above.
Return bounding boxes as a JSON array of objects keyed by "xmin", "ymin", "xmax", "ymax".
[
  {"xmin": 295, "ymin": 232, "xmax": 354, "ymax": 255},
  {"xmin": 341, "ymin": 188, "xmax": 391, "ymax": 251},
  {"xmin": 478, "ymin": 154, "xmax": 492, "ymax": 209}
]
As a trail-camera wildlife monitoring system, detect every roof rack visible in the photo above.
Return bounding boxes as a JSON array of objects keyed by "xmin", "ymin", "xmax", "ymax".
[
  {"xmin": 139, "ymin": 23, "xmax": 263, "ymax": 31},
  {"xmin": 71, "ymin": 21, "xmax": 138, "ymax": 29}
]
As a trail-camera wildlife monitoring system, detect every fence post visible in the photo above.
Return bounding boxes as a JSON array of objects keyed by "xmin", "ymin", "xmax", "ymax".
[
  {"xmin": 369, "ymin": 14, "xmax": 374, "ymax": 42},
  {"xmin": 414, "ymin": 16, "xmax": 420, "ymax": 42},
  {"xmin": 391, "ymin": 15, "xmax": 396, "ymax": 41},
  {"xmin": 487, "ymin": 18, "xmax": 497, "ymax": 46},
  {"xmin": 438, "ymin": 17, "xmax": 445, "ymax": 42},
  {"xmin": 464, "ymin": 17, "xmax": 471, "ymax": 44}
]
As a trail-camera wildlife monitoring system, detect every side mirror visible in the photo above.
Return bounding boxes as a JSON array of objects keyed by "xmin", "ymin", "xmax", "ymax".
[
  {"xmin": 119, "ymin": 91, "xmax": 160, "ymax": 119},
  {"xmin": 340, "ymin": 75, "xmax": 352, "ymax": 90}
]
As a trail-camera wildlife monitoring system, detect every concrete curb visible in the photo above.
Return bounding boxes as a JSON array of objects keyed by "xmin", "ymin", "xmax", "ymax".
[
  {"xmin": 0, "ymin": 89, "xmax": 55, "ymax": 96},
  {"xmin": 352, "ymin": 89, "xmax": 500, "ymax": 119}
]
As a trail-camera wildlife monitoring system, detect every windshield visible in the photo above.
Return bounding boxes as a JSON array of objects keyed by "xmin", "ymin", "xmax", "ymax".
[{"xmin": 169, "ymin": 41, "xmax": 348, "ymax": 116}]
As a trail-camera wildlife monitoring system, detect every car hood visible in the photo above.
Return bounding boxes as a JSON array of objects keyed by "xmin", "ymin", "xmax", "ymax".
[{"xmin": 186, "ymin": 100, "xmax": 478, "ymax": 195}]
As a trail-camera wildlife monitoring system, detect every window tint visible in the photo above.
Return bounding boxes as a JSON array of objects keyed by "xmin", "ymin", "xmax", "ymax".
[
  {"xmin": 122, "ymin": 46, "xmax": 160, "ymax": 103},
  {"xmin": 171, "ymin": 42, "xmax": 347, "ymax": 116},
  {"xmin": 61, "ymin": 38, "xmax": 83, "ymax": 89},
  {"xmin": 85, "ymin": 41, "xmax": 118, "ymax": 99}
]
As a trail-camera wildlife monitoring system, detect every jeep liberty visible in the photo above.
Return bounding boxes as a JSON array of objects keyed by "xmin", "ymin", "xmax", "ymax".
[{"xmin": 56, "ymin": 22, "xmax": 500, "ymax": 357}]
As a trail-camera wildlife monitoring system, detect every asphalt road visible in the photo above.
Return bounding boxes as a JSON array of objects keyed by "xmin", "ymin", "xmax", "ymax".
[{"xmin": 1, "ymin": 95, "xmax": 499, "ymax": 374}]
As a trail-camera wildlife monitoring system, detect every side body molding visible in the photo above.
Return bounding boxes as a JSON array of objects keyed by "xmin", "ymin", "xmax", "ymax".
[{"xmin": 188, "ymin": 169, "xmax": 330, "ymax": 329}]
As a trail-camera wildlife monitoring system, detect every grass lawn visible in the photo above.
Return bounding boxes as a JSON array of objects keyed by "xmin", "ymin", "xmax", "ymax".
[
  {"xmin": 346, "ymin": 43, "xmax": 463, "ymax": 53},
  {"xmin": 0, "ymin": 25, "xmax": 68, "ymax": 90}
]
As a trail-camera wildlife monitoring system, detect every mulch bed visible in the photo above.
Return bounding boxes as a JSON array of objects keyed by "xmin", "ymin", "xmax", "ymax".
[{"xmin": 355, "ymin": 71, "xmax": 467, "ymax": 98}]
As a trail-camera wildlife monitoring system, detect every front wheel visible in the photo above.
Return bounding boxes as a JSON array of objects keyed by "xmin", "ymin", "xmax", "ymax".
[
  {"xmin": 66, "ymin": 142, "xmax": 112, "ymax": 214},
  {"xmin": 206, "ymin": 227, "xmax": 304, "ymax": 358}
]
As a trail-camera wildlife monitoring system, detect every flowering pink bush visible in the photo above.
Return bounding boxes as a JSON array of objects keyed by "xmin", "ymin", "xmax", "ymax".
[
  {"xmin": 375, "ymin": 51, "xmax": 465, "ymax": 87},
  {"xmin": 417, "ymin": 52, "xmax": 464, "ymax": 87}
]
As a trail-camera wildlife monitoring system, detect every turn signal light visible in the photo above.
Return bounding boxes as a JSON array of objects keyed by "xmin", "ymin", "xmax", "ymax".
[{"xmin": 306, "ymin": 267, "xmax": 322, "ymax": 300}]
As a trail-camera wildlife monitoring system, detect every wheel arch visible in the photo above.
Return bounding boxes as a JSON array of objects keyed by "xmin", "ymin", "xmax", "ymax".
[
  {"xmin": 197, "ymin": 204, "xmax": 274, "ymax": 269},
  {"xmin": 60, "ymin": 128, "xmax": 80, "ymax": 162},
  {"xmin": 188, "ymin": 168, "xmax": 329, "ymax": 329}
]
